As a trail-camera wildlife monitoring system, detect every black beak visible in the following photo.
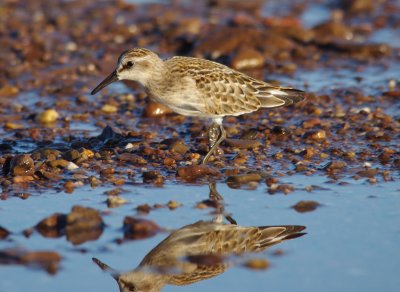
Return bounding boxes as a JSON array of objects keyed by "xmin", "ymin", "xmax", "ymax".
[
  {"xmin": 92, "ymin": 257, "xmax": 119, "ymax": 280},
  {"xmin": 91, "ymin": 70, "xmax": 118, "ymax": 95}
]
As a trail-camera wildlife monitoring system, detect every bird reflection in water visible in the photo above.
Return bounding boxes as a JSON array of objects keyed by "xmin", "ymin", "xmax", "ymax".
[{"xmin": 93, "ymin": 183, "xmax": 306, "ymax": 292}]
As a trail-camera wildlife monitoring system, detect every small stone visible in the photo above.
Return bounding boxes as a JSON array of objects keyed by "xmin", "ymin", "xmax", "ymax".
[
  {"xmin": 107, "ymin": 196, "xmax": 128, "ymax": 208},
  {"xmin": 240, "ymin": 129, "xmax": 259, "ymax": 140},
  {"xmin": 101, "ymin": 104, "xmax": 118, "ymax": 114},
  {"xmin": 0, "ymin": 85, "xmax": 19, "ymax": 96},
  {"xmin": 292, "ymin": 201, "xmax": 321, "ymax": 213},
  {"xmin": 65, "ymin": 206, "xmax": 104, "ymax": 245},
  {"xmin": 195, "ymin": 202, "xmax": 209, "ymax": 209},
  {"xmin": 195, "ymin": 199, "xmax": 219, "ymax": 209},
  {"xmin": 63, "ymin": 149, "xmax": 81, "ymax": 162},
  {"xmin": 10, "ymin": 155, "xmax": 35, "ymax": 176},
  {"xmin": 123, "ymin": 217, "xmax": 161, "ymax": 240},
  {"xmin": 48, "ymin": 159, "xmax": 69, "ymax": 169},
  {"xmin": 36, "ymin": 213, "xmax": 67, "ymax": 238},
  {"xmin": 244, "ymin": 258, "xmax": 269, "ymax": 270},
  {"xmin": 325, "ymin": 161, "xmax": 347, "ymax": 171},
  {"xmin": 113, "ymin": 178, "xmax": 125, "ymax": 186},
  {"xmin": 302, "ymin": 118, "xmax": 321, "ymax": 129},
  {"xmin": 143, "ymin": 102, "xmax": 172, "ymax": 118},
  {"xmin": 225, "ymin": 139, "xmax": 261, "ymax": 149},
  {"xmin": 4, "ymin": 122, "xmax": 24, "ymax": 130},
  {"xmin": 31, "ymin": 149, "xmax": 61, "ymax": 160},
  {"xmin": 0, "ymin": 226, "xmax": 10, "ymax": 239},
  {"xmin": 104, "ymin": 188, "xmax": 121, "ymax": 196},
  {"xmin": 169, "ymin": 140, "xmax": 189, "ymax": 154},
  {"xmin": 12, "ymin": 175, "xmax": 34, "ymax": 184},
  {"xmin": 268, "ymin": 184, "xmax": 294, "ymax": 195},
  {"xmin": 36, "ymin": 109, "xmax": 59, "ymax": 124},
  {"xmin": 14, "ymin": 193, "xmax": 30, "ymax": 200},
  {"xmin": 356, "ymin": 168, "xmax": 378, "ymax": 178},
  {"xmin": 136, "ymin": 204, "xmax": 152, "ymax": 214},
  {"xmin": 177, "ymin": 165, "xmax": 220, "ymax": 180},
  {"xmin": 265, "ymin": 176, "xmax": 279, "ymax": 187},
  {"xmin": 67, "ymin": 162, "xmax": 79, "ymax": 170},
  {"xmin": 142, "ymin": 170, "xmax": 164, "ymax": 185},
  {"xmin": 167, "ymin": 200, "xmax": 182, "ymax": 210},
  {"xmin": 271, "ymin": 126, "xmax": 290, "ymax": 136},
  {"xmin": 81, "ymin": 148, "xmax": 94, "ymax": 159},
  {"xmin": 21, "ymin": 250, "xmax": 61, "ymax": 274},
  {"xmin": 118, "ymin": 153, "xmax": 147, "ymax": 165},
  {"xmin": 100, "ymin": 167, "xmax": 115, "ymax": 176},
  {"xmin": 227, "ymin": 173, "xmax": 262, "ymax": 187},
  {"xmin": 295, "ymin": 163, "xmax": 308, "ymax": 172},
  {"xmin": 232, "ymin": 47, "xmax": 264, "ymax": 70},
  {"xmin": 0, "ymin": 249, "xmax": 62, "ymax": 275},
  {"xmin": 36, "ymin": 170, "xmax": 62, "ymax": 181},
  {"xmin": 64, "ymin": 181, "xmax": 75, "ymax": 193},
  {"xmin": 301, "ymin": 147, "xmax": 316, "ymax": 159},
  {"xmin": 163, "ymin": 157, "xmax": 176, "ymax": 166},
  {"xmin": 310, "ymin": 130, "xmax": 326, "ymax": 141}
]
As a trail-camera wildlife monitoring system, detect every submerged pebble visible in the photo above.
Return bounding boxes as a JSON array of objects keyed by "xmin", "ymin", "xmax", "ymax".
[
  {"xmin": 292, "ymin": 201, "xmax": 321, "ymax": 213},
  {"xmin": 9, "ymin": 155, "xmax": 35, "ymax": 176}
]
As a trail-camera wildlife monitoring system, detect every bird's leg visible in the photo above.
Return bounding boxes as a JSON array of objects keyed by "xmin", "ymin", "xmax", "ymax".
[
  {"xmin": 209, "ymin": 181, "xmax": 237, "ymax": 225},
  {"xmin": 208, "ymin": 123, "xmax": 220, "ymax": 148},
  {"xmin": 202, "ymin": 123, "xmax": 226, "ymax": 165}
]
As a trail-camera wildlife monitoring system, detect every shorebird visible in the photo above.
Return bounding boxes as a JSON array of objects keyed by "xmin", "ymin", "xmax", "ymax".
[
  {"xmin": 93, "ymin": 222, "xmax": 305, "ymax": 291},
  {"xmin": 91, "ymin": 48, "xmax": 305, "ymax": 164}
]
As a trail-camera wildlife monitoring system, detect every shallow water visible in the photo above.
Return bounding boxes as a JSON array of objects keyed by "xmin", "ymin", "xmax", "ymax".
[{"xmin": 1, "ymin": 177, "xmax": 399, "ymax": 291}]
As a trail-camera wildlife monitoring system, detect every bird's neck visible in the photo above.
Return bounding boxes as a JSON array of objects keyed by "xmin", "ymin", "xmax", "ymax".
[{"xmin": 143, "ymin": 60, "xmax": 168, "ymax": 91}]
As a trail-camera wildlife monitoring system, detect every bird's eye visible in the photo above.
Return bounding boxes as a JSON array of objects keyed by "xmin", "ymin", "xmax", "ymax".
[
  {"xmin": 126, "ymin": 61, "xmax": 134, "ymax": 68},
  {"xmin": 120, "ymin": 280, "xmax": 136, "ymax": 292}
]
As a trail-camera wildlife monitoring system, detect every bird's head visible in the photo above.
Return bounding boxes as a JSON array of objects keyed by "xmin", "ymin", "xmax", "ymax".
[
  {"xmin": 91, "ymin": 48, "xmax": 162, "ymax": 95},
  {"xmin": 92, "ymin": 257, "xmax": 165, "ymax": 292}
]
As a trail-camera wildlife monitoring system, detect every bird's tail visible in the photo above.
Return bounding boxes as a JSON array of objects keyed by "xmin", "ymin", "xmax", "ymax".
[
  {"xmin": 257, "ymin": 87, "xmax": 306, "ymax": 108},
  {"xmin": 257, "ymin": 225, "xmax": 306, "ymax": 249}
]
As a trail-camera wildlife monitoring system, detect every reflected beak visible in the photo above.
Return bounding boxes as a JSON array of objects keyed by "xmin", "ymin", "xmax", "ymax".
[
  {"xmin": 92, "ymin": 257, "xmax": 120, "ymax": 280},
  {"xmin": 91, "ymin": 70, "xmax": 118, "ymax": 95}
]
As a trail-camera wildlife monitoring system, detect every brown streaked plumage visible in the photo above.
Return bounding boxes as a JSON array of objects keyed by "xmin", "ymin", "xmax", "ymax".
[
  {"xmin": 93, "ymin": 221, "xmax": 306, "ymax": 292},
  {"xmin": 91, "ymin": 48, "xmax": 305, "ymax": 164}
]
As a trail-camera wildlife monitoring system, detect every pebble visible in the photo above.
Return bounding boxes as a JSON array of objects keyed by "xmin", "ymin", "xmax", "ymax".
[
  {"xmin": 244, "ymin": 258, "xmax": 269, "ymax": 270},
  {"xmin": 0, "ymin": 249, "xmax": 62, "ymax": 275},
  {"xmin": 225, "ymin": 139, "xmax": 261, "ymax": 149},
  {"xmin": 123, "ymin": 217, "xmax": 161, "ymax": 240},
  {"xmin": 177, "ymin": 165, "xmax": 219, "ymax": 180},
  {"xmin": 118, "ymin": 153, "xmax": 147, "ymax": 165},
  {"xmin": 143, "ymin": 102, "xmax": 172, "ymax": 117},
  {"xmin": 67, "ymin": 162, "xmax": 79, "ymax": 170},
  {"xmin": 292, "ymin": 201, "xmax": 321, "ymax": 213},
  {"xmin": 167, "ymin": 200, "xmax": 182, "ymax": 210},
  {"xmin": 107, "ymin": 196, "xmax": 128, "ymax": 208},
  {"xmin": 101, "ymin": 104, "xmax": 118, "ymax": 114},
  {"xmin": 227, "ymin": 173, "xmax": 262, "ymax": 187},
  {"xmin": 10, "ymin": 155, "xmax": 35, "ymax": 176},
  {"xmin": 231, "ymin": 47, "xmax": 265, "ymax": 70},
  {"xmin": 36, "ymin": 109, "xmax": 59, "ymax": 124},
  {"xmin": 0, "ymin": 226, "xmax": 10, "ymax": 239}
]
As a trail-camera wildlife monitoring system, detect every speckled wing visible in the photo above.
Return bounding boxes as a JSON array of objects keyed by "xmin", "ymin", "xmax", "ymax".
[
  {"xmin": 168, "ymin": 224, "xmax": 305, "ymax": 285},
  {"xmin": 170, "ymin": 57, "xmax": 305, "ymax": 117},
  {"xmin": 141, "ymin": 221, "xmax": 305, "ymax": 286}
]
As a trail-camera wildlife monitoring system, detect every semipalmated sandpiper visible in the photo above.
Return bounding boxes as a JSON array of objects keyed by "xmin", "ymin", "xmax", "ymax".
[{"xmin": 91, "ymin": 48, "xmax": 305, "ymax": 164}]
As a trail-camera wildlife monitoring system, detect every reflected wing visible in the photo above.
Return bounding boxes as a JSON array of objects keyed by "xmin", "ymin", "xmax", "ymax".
[{"xmin": 139, "ymin": 221, "xmax": 305, "ymax": 286}]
